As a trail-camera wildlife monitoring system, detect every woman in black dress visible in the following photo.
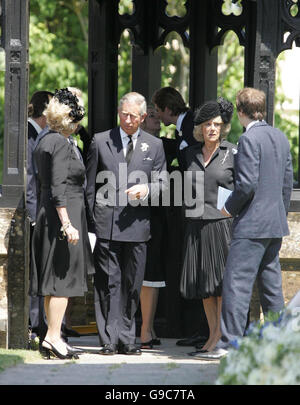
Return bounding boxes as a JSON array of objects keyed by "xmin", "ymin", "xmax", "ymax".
[
  {"xmin": 30, "ymin": 88, "xmax": 94, "ymax": 359},
  {"xmin": 180, "ymin": 98, "xmax": 236, "ymax": 355}
]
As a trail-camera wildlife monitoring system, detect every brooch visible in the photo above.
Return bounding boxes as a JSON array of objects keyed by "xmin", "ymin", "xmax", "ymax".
[{"xmin": 221, "ymin": 150, "xmax": 229, "ymax": 164}]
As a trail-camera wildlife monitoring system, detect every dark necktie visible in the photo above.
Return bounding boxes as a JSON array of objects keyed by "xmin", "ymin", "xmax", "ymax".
[{"xmin": 126, "ymin": 136, "xmax": 133, "ymax": 163}]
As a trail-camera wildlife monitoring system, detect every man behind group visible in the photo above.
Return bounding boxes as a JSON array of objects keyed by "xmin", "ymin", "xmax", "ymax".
[
  {"xmin": 27, "ymin": 90, "xmax": 53, "ymax": 341},
  {"xmin": 198, "ymin": 87, "xmax": 294, "ymax": 360},
  {"xmin": 86, "ymin": 92, "xmax": 167, "ymax": 355},
  {"xmin": 27, "ymin": 91, "xmax": 54, "ymax": 226},
  {"xmin": 152, "ymin": 86, "xmax": 197, "ymax": 171},
  {"xmin": 152, "ymin": 87, "xmax": 207, "ymax": 347}
]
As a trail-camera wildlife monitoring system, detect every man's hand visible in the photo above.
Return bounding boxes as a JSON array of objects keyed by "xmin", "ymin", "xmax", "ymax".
[{"xmin": 125, "ymin": 184, "xmax": 148, "ymax": 200}]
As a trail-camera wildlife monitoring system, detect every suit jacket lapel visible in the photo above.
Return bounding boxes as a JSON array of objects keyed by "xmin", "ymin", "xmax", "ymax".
[{"xmin": 107, "ymin": 127, "xmax": 126, "ymax": 164}]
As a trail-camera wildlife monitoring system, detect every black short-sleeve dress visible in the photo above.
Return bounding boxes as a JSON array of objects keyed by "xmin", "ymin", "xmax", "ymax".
[
  {"xmin": 142, "ymin": 137, "xmax": 177, "ymax": 288},
  {"xmin": 29, "ymin": 131, "xmax": 94, "ymax": 298}
]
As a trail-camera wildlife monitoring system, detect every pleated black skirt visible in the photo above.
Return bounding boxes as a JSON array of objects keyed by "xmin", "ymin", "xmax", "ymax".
[{"xmin": 180, "ymin": 218, "xmax": 233, "ymax": 299}]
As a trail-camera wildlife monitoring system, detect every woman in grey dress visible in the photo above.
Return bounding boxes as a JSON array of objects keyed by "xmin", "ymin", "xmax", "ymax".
[
  {"xmin": 180, "ymin": 98, "xmax": 235, "ymax": 355},
  {"xmin": 30, "ymin": 88, "xmax": 94, "ymax": 359}
]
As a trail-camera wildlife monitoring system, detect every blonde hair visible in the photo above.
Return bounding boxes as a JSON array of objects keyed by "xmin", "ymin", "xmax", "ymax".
[
  {"xmin": 44, "ymin": 87, "xmax": 84, "ymax": 134},
  {"xmin": 193, "ymin": 119, "xmax": 231, "ymax": 142}
]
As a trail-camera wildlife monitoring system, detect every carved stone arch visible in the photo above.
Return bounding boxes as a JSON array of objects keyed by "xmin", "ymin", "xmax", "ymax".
[
  {"xmin": 279, "ymin": 0, "xmax": 300, "ymax": 51},
  {"xmin": 154, "ymin": 0, "xmax": 191, "ymax": 49},
  {"xmin": 213, "ymin": 27, "xmax": 246, "ymax": 49},
  {"xmin": 118, "ymin": 1, "xmax": 146, "ymax": 51},
  {"xmin": 208, "ymin": 0, "xmax": 252, "ymax": 50}
]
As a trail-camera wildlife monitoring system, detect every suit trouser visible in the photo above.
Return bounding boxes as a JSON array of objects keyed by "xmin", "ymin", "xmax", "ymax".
[
  {"xmin": 218, "ymin": 237, "xmax": 284, "ymax": 348},
  {"xmin": 29, "ymin": 223, "xmax": 48, "ymax": 338},
  {"xmin": 93, "ymin": 238, "xmax": 147, "ymax": 346}
]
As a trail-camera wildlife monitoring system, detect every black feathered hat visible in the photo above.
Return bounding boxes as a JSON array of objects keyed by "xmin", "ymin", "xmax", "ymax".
[
  {"xmin": 194, "ymin": 97, "xmax": 233, "ymax": 125},
  {"xmin": 54, "ymin": 88, "xmax": 85, "ymax": 123}
]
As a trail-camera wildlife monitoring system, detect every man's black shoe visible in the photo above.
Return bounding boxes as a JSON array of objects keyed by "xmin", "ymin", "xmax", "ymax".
[
  {"xmin": 99, "ymin": 344, "xmax": 117, "ymax": 355},
  {"xmin": 176, "ymin": 334, "xmax": 207, "ymax": 347},
  {"xmin": 118, "ymin": 344, "xmax": 142, "ymax": 355}
]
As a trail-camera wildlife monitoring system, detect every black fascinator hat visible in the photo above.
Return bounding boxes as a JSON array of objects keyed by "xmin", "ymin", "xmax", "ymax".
[
  {"xmin": 54, "ymin": 88, "xmax": 85, "ymax": 123},
  {"xmin": 194, "ymin": 97, "xmax": 233, "ymax": 125}
]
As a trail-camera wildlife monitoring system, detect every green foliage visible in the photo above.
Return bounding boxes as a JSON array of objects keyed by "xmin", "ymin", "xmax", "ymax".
[
  {"xmin": 217, "ymin": 31, "xmax": 244, "ymax": 145},
  {"xmin": 118, "ymin": 29, "xmax": 132, "ymax": 100},
  {"xmin": 0, "ymin": 1, "xmax": 298, "ymax": 183},
  {"xmin": 275, "ymin": 111, "xmax": 298, "ymax": 180},
  {"xmin": 28, "ymin": 0, "xmax": 89, "ymax": 127},
  {"xmin": 0, "ymin": 0, "xmax": 89, "ymax": 181},
  {"xmin": 217, "ymin": 31, "xmax": 298, "ymax": 181},
  {"xmin": 0, "ymin": 348, "xmax": 41, "ymax": 372}
]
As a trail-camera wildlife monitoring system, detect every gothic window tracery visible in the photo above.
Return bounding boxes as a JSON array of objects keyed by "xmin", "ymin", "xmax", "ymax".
[{"xmin": 221, "ymin": 0, "xmax": 243, "ymax": 17}]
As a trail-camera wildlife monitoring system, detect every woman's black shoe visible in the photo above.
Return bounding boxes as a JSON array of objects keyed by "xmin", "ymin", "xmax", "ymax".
[
  {"xmin": 176, "ymin": 334, "xmax": 207, "ymax": 347},
  {"xmin": 66, "ymin": 344, "xmax": 84, "ymax": 355},
  {"xmin": 140, "ymin": 340, "xmax": 153, "ymax": 350},
  {"xmin": 39, "ymin": 345, "xmax": 51, "ymax": 359},
  {"xmin": 151, "ymin": 338, "xmax": 161, "ymax": 346},
  {"xmin": 188, "ymin": 349, "xmax": 208, "ymax": 356},
  {"xmin": 194, "ymin": 342, "xmax": 206, "ymax": 350},
  {"xmin": 42, "ymin": 340, "xmax": 75, "ymax": 360}
]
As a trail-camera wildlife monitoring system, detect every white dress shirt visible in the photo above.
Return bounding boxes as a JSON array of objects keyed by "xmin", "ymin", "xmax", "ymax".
[
  {"xmin": 176, "ymin": 112, "xmax": 189, "ymax": 150},
  {"xmin": 28, "ymin": 117, "xmax": 43, "ymax": 135},
  {"xmin": 120, "ymin": 127, "xmax": 139, "ymax": 157}
]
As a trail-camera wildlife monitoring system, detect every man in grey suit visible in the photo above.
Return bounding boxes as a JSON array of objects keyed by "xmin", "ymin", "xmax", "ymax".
[
  {"xmin": 198, "ymin": 87, "xmax": 293, "ymax": 360},
  {"xmin": 86, "ymin": 92, "xmax": 167, "ymax": 355}
]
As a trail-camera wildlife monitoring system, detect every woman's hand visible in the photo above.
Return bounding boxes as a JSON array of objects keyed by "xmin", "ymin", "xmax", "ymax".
[{"xmin": 64, "ymin": 223, "xmax": 79, "ymax": 245}]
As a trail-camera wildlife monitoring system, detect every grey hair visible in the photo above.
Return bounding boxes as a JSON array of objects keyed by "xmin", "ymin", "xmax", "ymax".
[{"xmin": 118, "ymin": 92, "xmax": 147, "ymax": 116}]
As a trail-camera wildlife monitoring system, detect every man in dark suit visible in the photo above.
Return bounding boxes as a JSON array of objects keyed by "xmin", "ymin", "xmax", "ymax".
[
  {"xmin": 198, "ymin": 87, "xmax": 293, "ymax": 360},
  {"xmin": 86, "ymin": 92, "xmax": 167, "ymax": 355},
  {"xmin": 27, "ymin": 91, "xmax": 54, "ymax": 225},
  {"xmin": 152, "ymin": 86, "xmax": 197, "ymax": 171},
  {"xmin": 27, "ymin": 91, "xmax": 53, "ymax": 342}
]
